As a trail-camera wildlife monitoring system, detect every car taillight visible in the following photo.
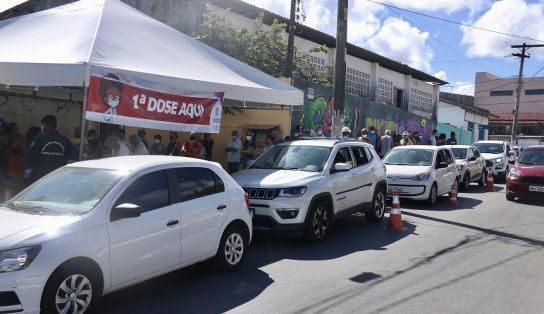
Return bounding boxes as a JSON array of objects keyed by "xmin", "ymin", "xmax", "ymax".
[{"xmin": 244, "ymin": 192, "xmax": 249, "ymax": 208}]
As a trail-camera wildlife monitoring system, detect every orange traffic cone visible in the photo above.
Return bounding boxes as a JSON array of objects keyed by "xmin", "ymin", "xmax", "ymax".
[
  {"xmin": 486, "ymin": 167, "xmax": 495, "ymax": 192},
  {"xmin": 448, "ymin": 181, "xmax": 459, "ymax": 205},
  {"xmin": 388, "ymin": 190, "xmax": 405, "ymax": 231}
]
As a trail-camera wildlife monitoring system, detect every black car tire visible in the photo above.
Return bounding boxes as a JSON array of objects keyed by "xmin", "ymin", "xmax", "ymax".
[
  {"xmin": 506, "ymin": 193, "xmax": 515, "ymax": 201},
  {"xmin": 365, "ymin": 186, "xmax": 386, "ymax": 222},
  {"xmin": 461, "ymin": 173, "xmax": 470, "ymax": 191},
  {"xmin": 426, "ymin": 183, "xmax": 438, "ymax": 206},
  {"xmin": 478, "ymin": 169, "xmax": 486, "ymax": 187},
  {"xmin": 304, "ymin": 202, "xmax": 331, "ymax": 243}
]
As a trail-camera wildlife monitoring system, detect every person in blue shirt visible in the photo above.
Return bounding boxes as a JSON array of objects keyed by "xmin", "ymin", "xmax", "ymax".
[
  {"xmin": 367, "ymin": 126, "xmax": 381, "ymax": 152},
  {"xmin": 25, "ymin": 115, "xmax": 79, "ymax": 183}
]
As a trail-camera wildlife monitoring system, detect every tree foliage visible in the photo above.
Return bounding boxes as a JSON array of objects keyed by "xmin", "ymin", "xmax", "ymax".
[{"xmin": 195, "ymin": 5, "xmax": 332, "ymax": 86}]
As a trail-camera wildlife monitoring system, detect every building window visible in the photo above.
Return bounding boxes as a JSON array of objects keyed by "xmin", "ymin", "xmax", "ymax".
[
  {"xmin": 346, "ymin": 68, "xmax": 370, "ymax": 97},
  {"xmin": 490, "ymin": 90, "xmax": 513, "ymax": 96},
  {"xmin": 467, "ymin": 121, "xmax": 474, "ymax": 131},
  {"xmin": 409, "ymin": 88, "xmax": 432, "ymax": 119},
  {"xmin": 525, "ymin": 89, "xmax": 544, "ymax": 95}
]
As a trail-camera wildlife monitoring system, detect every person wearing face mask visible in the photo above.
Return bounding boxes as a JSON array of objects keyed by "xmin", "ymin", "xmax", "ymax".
[
  {"xmin": 359, "ymin": 128, "xmax": 371, "ymax": 144},
  {"xmin": 240, "ymin": 131, "xmax": 256, "ymax": 169},
  {"xmin": 315, "ymin": 126, "xmax": 326, "ymax": 138},
  {"xmin": 110, "ymin": 130, "xmax": 130, "ymax": 157},
  {"xmin": 166, "ymin": 131, "xmax": 180, "ymax": 156},
  {"xmin": 225, "ymin": 130, "xmax": 242, "ymax": 174},
  {"xmin": 367, "ymin": 126, "xmax": 382, "ymax": 152},
  {"xmin": 200, "ymin": 133, "xmax": 214, "ymax": 161},
  {"xmin": 149, "ymin": 134, "xmax": 165, "ymax": 155},
  {"xmin": 341, "ymin": 126, "xmax": 351, "ymax": 140},
  {"xmin": 400, "ymin": 131, "xmax": 414, "ymax": 146},
  {"xmin": 24, "ymin": 115, "xmax": 79, "ymax": 183}
]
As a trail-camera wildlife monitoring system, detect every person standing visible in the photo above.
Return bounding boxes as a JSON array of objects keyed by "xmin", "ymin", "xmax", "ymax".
[
  {"xmin": 400, "ymin": 131, "xmax": 414, "ymax": 146},
  {"xmin": 137, "ymin": 129, "xmax": 149, "ymax": 150},
  {"xmin": 380, "ymin": 130, "xmax": 392, "ymax": 157},
  {"xmin": 166, "ymin": 132, "xmax": 180, "ymax": 156},
  {"xmin": 315, "ymin": 126, "xmax": 326, "ymax": 138},
  {"xmin": 180, "ymin": 132, "xmax": 202, "ymax": 158},
  {"xmin": 359, "ymin": 128, "xmax": 371, "ymax": 144},
  {"xmin": 128, "ymin": 134, "xmax": 149, "ymax": 155},
  {"xmin": 149, "ymin": 134, "xmax": 165, "ymax": 155},
  {"xmin": 240, "ymin": 131, "xmax": 256, "ymax": 169},
  {"xmin": 110, "ymin": 130, "xmax": 130, "ymax": 157},
  {"xmin": 368, "ymin": 126, "xmax": 382, "ymax": 152},
  {"xmin": 201, "ymin": 133, "xmax": 214, "ymax": 161},
  {"xmin": 447, "ymin": 131, "xmax": 458, "ymax": 145},
  {"xmin": 86, "ymin": 129, "xmax": 103, "ymax": 159},
  {"xmin": 24, "ymin": 115, "xmax": 79, "ymax": 183},
  {"xmin": 430, "ymin": 129, "xmax": 438, "ymax": 146},
  {"xmin": 225, "ymin": 130, "xmax": 242, "ymax": 174}
]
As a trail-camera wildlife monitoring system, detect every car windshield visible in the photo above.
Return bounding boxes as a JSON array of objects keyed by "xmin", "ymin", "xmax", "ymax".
[
  {"xmin": 250, "ymin": 145, "xmax": 332, "ymax": 172},
  {"xmin": 451, "ymin": 148, "xmax": 467, "ymax": 159},
  {"xmin": 383, "ymin": 149, "xmax": 434, "ymax": 166},
  {"xmin": 6, "ymin": 167, "xmax": 123, "ymax": 216},
  {"xmin": 518, "ymin": 149, "xmax": 544, "ymax": 165},
  {"xmin": 473, "ymin": 143, "xmax": 504, "ymax": 154}
]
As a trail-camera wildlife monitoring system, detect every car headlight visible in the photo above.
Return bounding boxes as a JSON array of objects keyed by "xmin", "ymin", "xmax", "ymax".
[
  {"xmin": 494, "ymin": 158, "xmax": 502, "ymax": 163},
  {"xmin": 0, "ymin": 246, "xmax": 41, "ymax": 273},
  {"xmin": 412, "ymin": 173, "xmax": 430, "ymax": 181},
  {"xmin": 278, "ymin": 186, "xmax": 307, "ymax": 197},
  {"xmin": 508, "ymin": 169, "xmax": 520, "ymax": 180},
  {"xmin": 456, "ymin": 165, "xmax": 464, "ymax": 171}
]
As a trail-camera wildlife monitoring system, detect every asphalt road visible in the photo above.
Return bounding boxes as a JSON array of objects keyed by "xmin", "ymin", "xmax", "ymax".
[{"xmin": 94, "ymin": 183, "xmax": 544, "ymax": 314}]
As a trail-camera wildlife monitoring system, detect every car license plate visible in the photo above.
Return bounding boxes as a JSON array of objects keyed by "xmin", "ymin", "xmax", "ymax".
[
  {"xmin": 529, "ymin": 186, "xmax": 544, "ymax": 192},
  {"xmin": 248, "ymin": 208, "xmax": 255, "ymax": 218}
]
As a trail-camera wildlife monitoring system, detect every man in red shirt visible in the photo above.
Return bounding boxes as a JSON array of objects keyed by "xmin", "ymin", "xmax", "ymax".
[{"xmin": 181, "ymin": 132, "xmax": 203, "ymax": 158}]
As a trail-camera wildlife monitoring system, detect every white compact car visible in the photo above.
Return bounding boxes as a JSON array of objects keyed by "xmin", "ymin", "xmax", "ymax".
[
  {"xmin": 232, "ymin": 139, "xmax": 388, "ymax": 243},
  {"xmin": 0, "ymin": 156, "xmax": 252, "ymax": 314},
  {"xmin": 383, "ymin": 145, "xmax": 458, "ymax": 205},
  {"xmin": 472, "ymin": 140, "xmax": 516, "ymax": 180},
  {"xmin": 445, "ymin": 145, "xmax": 487, "ymax": 190}
]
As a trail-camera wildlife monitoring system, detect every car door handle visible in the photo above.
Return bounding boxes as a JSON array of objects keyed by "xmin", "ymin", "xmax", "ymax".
[
  {"xmin": 217, "ymin": 204, "xmax": 227, "ymax": 210},
  {"xmin": 166, "ymin": 219, "xmax": 179, "ymax": 227}
]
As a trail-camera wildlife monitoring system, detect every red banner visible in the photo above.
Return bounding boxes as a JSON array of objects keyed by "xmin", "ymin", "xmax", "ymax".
[{"xmin": 85, "ymin": 70, "xmax": 223, "ymax": 133}]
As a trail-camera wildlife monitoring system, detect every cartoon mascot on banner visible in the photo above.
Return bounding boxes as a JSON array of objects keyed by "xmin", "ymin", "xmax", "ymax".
[{"xmin": 100, "ymin": 73, "xmax": 123, "ymax": 116}]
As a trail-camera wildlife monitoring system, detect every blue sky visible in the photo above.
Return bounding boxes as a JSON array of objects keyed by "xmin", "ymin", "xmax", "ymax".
[{"xmin": 244, "ymin": 0, "xmax": 544, "ymax": 96}]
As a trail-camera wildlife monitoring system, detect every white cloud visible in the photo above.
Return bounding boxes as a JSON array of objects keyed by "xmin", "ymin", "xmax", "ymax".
[
  {"xmin": 434, "ymin": 70, "xmax": 448, "ymax": 81},
  {"xmin": 366, "ymin": 17, "xmax": 434, "ymax": 72},
  {"xmin": 440, "ymin": 81, "xmax": 475, "ymax": 96},
  {"xmin": 461, "ymin": 0, "xmax": 544, "ymax": 59},
  {"xmin": 386, "ymin": 0, "xmax": 491, "ymax": 15}
]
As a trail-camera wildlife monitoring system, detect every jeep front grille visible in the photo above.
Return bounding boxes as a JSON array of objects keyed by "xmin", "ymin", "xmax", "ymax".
[{"xmin": 243, "ymin": 187, "xmax": 279, "ymax": 200}]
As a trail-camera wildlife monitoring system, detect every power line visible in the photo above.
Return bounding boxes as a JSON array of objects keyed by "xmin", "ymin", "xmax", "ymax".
[{"xmin": 365, "ymin": 0, "xmax": 544, "ymax": 43}]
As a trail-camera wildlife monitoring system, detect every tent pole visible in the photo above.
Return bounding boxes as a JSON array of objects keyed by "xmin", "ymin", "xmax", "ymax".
[{"xmin": 79, "ymin": 67, "xmax": 90, "ymax": 161}]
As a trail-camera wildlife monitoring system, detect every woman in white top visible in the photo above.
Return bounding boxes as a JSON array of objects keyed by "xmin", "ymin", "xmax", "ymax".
[{"xmin": 111, "ymin": 130, "xmax": 130, "ymax": 157}]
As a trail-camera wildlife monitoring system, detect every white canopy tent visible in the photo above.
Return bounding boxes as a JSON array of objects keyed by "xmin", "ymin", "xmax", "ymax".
[{"xmin": 0, "ymin": 0, "xmax": 303, "ymax": 105}]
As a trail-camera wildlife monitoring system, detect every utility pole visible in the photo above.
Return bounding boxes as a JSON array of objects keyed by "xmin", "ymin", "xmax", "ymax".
[
  {"xmin": 510, "ymin": 43, "xmax": 544, "ymax": 144},
  {"xmin": 333, "ymin": 0, "xmax": 348, "ymax": 129},
  {"xmin": 284, "ymin": 0, "xmax": 297, "ymax": 80}
]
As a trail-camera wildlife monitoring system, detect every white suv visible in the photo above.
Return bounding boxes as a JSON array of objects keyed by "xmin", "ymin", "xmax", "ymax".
[
  {"xmin": 472, "ymin": 140, "xmax": 516, "ymax": 180},
  {"xmin": 231, "ymin": 139, "xmax": 387, "ymax": 243}
]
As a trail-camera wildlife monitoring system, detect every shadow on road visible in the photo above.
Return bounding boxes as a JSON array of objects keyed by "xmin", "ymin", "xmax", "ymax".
[{"xmin": 94, "ymin": 214, "xmax": 415, "ymax": 313}]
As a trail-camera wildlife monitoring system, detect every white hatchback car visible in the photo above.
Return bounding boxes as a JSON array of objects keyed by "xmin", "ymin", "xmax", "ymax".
[
  {"xmin": 0, "ymin": 156, "xmax": 252, "ymax": 314},
  {"xmin": 383, "ymin": 145, "xmax": 458, "ymax": 205}
]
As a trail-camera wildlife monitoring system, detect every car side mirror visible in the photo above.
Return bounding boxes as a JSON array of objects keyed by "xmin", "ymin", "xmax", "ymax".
[
  {"xmin": 331, "ymin": 162, "xmax": 351, "ymax": 173},
  {"xmin": 110, "ymin": 203, "xmax": 143, "ymax": 222},
  {"xmin": 508, "ymin": 151, "xmax": 516, "ymax": 157}
]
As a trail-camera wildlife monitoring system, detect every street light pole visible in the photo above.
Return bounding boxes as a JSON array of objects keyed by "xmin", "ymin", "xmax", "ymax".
[
  {"xmin": 333, "ymin": 0, "xmax": 348, "ymax": 130},
  {"xmin": 510, "ymin": 43, "xmax": 544, "ymax": 145},
  {"xmin": 284, "ymin": 0, "xmax": 297, "ymax": 80}
]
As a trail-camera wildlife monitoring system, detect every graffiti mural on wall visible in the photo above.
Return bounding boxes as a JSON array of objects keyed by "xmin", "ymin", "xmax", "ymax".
[{"xmin": 295, "ymin": 78, "xmax": 436, "ymax": 142}]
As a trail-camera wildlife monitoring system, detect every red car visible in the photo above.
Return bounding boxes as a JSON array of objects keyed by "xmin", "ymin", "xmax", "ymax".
[{"xmin": 506, "ymin": 145, "xmax": 544, "ymax": 201}]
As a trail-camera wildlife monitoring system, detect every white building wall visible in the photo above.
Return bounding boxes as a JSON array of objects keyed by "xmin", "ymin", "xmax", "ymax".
[{"xmin": 437, "ymin": 102, "xmax": 466, "ymax": 128}]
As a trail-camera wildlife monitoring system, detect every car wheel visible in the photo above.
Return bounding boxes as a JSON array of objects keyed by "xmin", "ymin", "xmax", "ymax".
[
  {"xmin": 506, "ymin": 193, "xmax": 515, "ymax": 201},
  {"xmin": 478, "ymin": 169, "xmax": 486, "ymax": 187},
  {"xmin": 461, "ymin": 173, "xmax": 470, "ymax": 191},
  {"xmin": 426, "ymin": 183, "xmax": 437, "ymax": 206},
  {"xmin": 41, "ymin": 265, "xmax": 98, "ymax": 314},
  {"xmin": 214, "ymin": 225, "xmax": 247, "ymax": 271},
  {"xmin": 304, "ymin": 202, "xmax": 330, "ymax": 243},
  {"xmin": 365, "ymin": 186, "xmax": 386, "ymax": 222}
]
